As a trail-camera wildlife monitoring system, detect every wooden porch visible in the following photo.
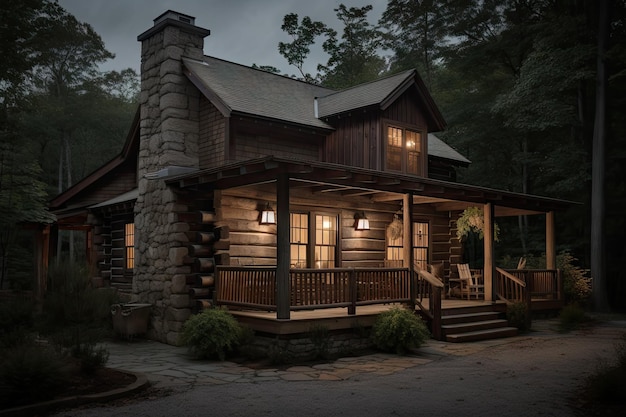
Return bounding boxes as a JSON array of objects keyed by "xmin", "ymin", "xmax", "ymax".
[{"xmin": 215, "ymin": 266, "xmax": 563, "ymax": 340}]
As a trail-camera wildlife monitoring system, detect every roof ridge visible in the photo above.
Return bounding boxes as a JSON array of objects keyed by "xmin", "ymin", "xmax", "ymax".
[{"xmin": 316, "ymin": 69, "xmax": 415, "ymax": 99}]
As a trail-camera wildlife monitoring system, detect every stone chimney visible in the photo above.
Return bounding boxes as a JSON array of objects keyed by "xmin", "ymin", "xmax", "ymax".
[{"xmin": 134, "ymin": 11, "xmax": 210, "ymax": 344}]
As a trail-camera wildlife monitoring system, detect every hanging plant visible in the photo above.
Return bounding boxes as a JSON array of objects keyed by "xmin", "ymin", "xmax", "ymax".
[
  {"xmin": 456, "ymin": 207, "xmax": 500, "ymax": 242},
  {"xmin": 387, "ymin": 214, "xmax": 403, "ymax": 240}
]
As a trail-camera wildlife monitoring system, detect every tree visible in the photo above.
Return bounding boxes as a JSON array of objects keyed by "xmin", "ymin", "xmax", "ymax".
[
  {"xmin": 379, "ymin": 0, "xmax": 448, "ymax": 89},
  {"xmin": 318, "ymin": 4, "xmax": 387, "ymax": 89},
  {"xmin": 278, "ymin": 13, "xmax": 329, "ymax": 82}
]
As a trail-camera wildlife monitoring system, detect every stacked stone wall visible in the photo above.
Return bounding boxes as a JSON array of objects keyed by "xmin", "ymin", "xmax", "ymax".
[{"xmin": 134, "ymin": 21, "xmax": 208, "ymax": 344}]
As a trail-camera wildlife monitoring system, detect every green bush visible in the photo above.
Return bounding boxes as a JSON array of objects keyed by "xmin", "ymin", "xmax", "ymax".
[
  {"xmin": 558, "ymin": 303, "xmax": 587, "ymax": 332},
  {"xmin": 0, "ymin": 344, "xmax": 69, "ymax": 408},
  {"xmin": 0, "ymin": 297, "xmax": 35, "ymax": 349},
  {"xmin": 180, "ymin": 307, "xmax": 242, "ymax": 360},
  {"xmin": 371, "ymin": 307, "xmax": 430, "ymax": 354},
  {"xmin": 506, "ymin": 301, "xmax": 529, "ymax": 331},
  {"xmin": 39, "ymin": 261, "xmax": 113, "ymax": 371},
  {"xmin": 308, "ymin": 324, "xmax": 330, "ymax": 359}
]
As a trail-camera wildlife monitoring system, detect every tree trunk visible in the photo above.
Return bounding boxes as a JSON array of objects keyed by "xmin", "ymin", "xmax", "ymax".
[{"xmin": 590, "ymin": 0, "xmax": 610, "ymax": 312}]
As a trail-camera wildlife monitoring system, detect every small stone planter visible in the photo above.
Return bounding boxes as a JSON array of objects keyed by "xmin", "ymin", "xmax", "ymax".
[{"xmin": 111, "ymin": 303, "xmax": 152, "ymax": 339}]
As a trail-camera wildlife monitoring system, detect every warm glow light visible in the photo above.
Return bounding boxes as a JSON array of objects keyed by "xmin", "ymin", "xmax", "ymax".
[
  {"xmin": 356, "ymin": 218, "xmax": 370, "ymax": 231},
  {"xmin": 354, "ymin": 212, "xmax": 370, "ymax": 231},
  {"xmin": 322, "ymin": 220, "xmax": 332, "ymax": 229},
  {"xmin": 260, "ymin": 203, "xmax": 276, "ymax": 225}
]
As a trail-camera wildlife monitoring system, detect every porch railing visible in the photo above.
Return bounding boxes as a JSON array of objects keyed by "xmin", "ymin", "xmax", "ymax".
[
  {"xmin": 495, "ymin": 268, "xmax": 561, "ymax": 302},
  {"xmin": 215, "ymin": 266, "xmax": 411, "ymax": 314},
  {"xmin": 414, "ymin": 267, "xmax": 444, "ymax": 340}
]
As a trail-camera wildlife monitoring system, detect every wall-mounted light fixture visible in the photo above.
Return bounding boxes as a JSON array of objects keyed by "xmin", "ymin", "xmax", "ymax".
[
  {"xmin": 259, "ymin": 203, "xmax": 276, "ymax": 225},
  {"xmin": 354, "ymin": 211, "xmax": 370, "ymax": 231}
]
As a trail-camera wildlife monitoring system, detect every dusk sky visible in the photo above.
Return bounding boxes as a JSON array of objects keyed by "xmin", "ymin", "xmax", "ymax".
[{"xmin": 58, "ymin": 0, "xmax": 389, "ymax": 77}]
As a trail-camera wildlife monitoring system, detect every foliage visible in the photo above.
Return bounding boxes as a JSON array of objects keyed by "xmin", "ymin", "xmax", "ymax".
[
  {"xmin": 371, "ymin": 307, "xmax": 430, "ymax": 354},
  {"xmin": 456, "ymin": 207, "xmax": 500, "ymax": 242},
  {"xmin": 180, "ymin": 307, "xmax": 242, "ymax": 360},
  {"xmin": 267, "ymin": 339, "xmax": 294, "ymax": 365},
  {"xmin": 40, "ymin": 261, "xmax": 114, "ymax": 371},
  {"xmin": 558, "ymin": 252, "xmax": 592, "ymax": 305},
  {"xmin": 557, "ymin": 303, "xmax": 588, "ymax": 332},
  {"xmin": 307, "ymin": 323, "xmax": 330, "ymax": 359},
  {"xmin": 278, "ymin": 13, "xmax": 330, "ymax": 82},
  {"xmin": 584, "ymin": 334, "xmax": 626, "ymax": 405},
  {"xmin": 0, "ymin": 343, "xmax": 69, "ymax": 408},
  {"xmin": 506, "ymin": 301, "xmax": 529, "ymax": 332},
  {"xmin": 0, "ymin": 296, "xmax": 35, "ymax": 348}
]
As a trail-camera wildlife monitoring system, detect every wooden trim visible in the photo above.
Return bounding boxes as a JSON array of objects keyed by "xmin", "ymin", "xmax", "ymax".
[
  {"xmin": 546, "ymin": 211, "xmax": 556, "ymax": 269},
  {"xmin": 276, "ymin": 173, "xmax": 290, "ymax": 319},
  {"xmin": 483, "ymin": 203, "xmax": 494, "ymax": 301}
]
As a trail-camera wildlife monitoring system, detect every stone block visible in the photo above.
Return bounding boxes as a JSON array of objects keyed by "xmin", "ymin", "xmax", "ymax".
[
  {"xmin": 160, "ymin": 92, "xmax": 188, "ymax": 110},
  {"xmin": 170, "ymin": 294, "xmax": 190, "ymax": 308},
  {"xmin": 169, "ymin": 247, "xmax": 188, "ymax": 266},
  {"xmin": 171, "ymin": 274, "xmax": 187, "ymax": 294}
]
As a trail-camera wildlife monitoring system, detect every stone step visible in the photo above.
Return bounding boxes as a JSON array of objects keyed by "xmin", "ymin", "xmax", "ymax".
[{"xmin": 445, "ymin": 326, "xmax": 518, "ymax": 343}]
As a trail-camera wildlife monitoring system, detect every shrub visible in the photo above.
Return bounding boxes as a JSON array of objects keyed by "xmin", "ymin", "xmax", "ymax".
[
  {"xmin": 308, "ymin": 324, "xmax": 330, "ymax": 359},
  {"xmin": 371, "ymin": 307, "xmax": 430, "ymax": 354},
  {"xmin": 558, "ymin": 303, "xmax": 587, "ymax": 332},
  {"xmin": 0, "ymin": 296, "xmax": 35, "ymax": 349},
  {"xmin": 506, "ymin": 301, "xmax": 529, "ymax": 331},
  {"xmin": 180, "ymin": 307, "xmax": 242, "ymax": 360},
  {"xmin": 0, "ymin": 344, "xmax": 69, "ymax": 408},
  {"xmin": 39, "ymin": 261, "xmax": 113, "ymax": 371}
]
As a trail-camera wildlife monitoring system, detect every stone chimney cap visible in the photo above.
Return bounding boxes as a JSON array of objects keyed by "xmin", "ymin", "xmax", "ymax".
[
  {"xmin": 138, "ymin": 10, "xmax": 210, "ymax": 42},
  {"xmin": 154, "ymin": 10, "xmax": 195, "ymax": 26}
]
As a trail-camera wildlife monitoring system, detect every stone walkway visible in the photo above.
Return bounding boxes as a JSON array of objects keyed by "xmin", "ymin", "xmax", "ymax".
[{"xmin": 104, "ymin": 321, "xmax": 554, "ymax": 390}]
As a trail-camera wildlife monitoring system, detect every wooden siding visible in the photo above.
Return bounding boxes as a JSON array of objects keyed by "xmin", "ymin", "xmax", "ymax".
[
  {"xmin": 235, "ymin": 132, "xmax": 318, "ymax": 161},
  {"xmin": 199, "ymin": 96, "xmax": 226, "ymax": 169},
  {"xmin": 322, "ymin": 109, "xmax": 381, "ymax": 170},
  {"xmin": 382, "ymin": 91, "xmax": 429, "ymax": 127}
]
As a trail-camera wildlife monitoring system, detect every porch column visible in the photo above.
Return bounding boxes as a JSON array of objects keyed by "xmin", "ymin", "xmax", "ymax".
[
  {"xmin": 546, "ymin": 211, "xmax": 556, "ymax": 269},
  {"xmin": 402, "ymin": 194, "xmax": 413, "ymax": 268},
  {"xmin": 276, "ymin": 173, "xmax": 290, "ymax": 320},
  {"xmin": 483, "ymin": 203, "xmax": 494, "ymax": 302}
]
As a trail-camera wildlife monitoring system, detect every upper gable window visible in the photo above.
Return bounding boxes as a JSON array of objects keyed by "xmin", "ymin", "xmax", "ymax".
[{"xmin": 386, "ymin": 126, "xmax": 423, "ymax": 175}]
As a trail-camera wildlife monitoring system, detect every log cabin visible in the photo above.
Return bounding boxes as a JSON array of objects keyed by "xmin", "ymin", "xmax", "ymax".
[{"xmin": 44, "ymin": 11, "xmax": 570, "ymax": 347}]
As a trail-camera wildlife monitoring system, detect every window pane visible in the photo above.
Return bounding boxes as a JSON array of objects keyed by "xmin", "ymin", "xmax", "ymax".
[
  {"xmin": 290, "ymin": 213, "xmax": 308, "ymax": 267},
  {"xmin": 125, "ymin": 223, "xmax": 134, "ymax": 269},
  {"xmin": 406, "ymin": 130, "xmax": 421, "ymax": 175},
  {"xmin": 413, "ymin": 222, "xmax": 429, "ymax": 270},
  {"xmin": 314, "ymin": 215, "xmax": 336, "ymax": 268},
  {"xmin": 387, "ymin": 127, "xmax": 402, "ymax": 171}
]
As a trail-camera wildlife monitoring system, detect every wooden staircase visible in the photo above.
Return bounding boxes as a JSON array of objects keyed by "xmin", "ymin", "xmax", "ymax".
[{"xmin": 440, "ymin": 305, "xmax": 518, "ymax": 343}]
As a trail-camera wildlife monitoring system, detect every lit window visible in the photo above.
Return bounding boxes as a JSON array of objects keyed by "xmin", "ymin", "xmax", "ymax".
[
  {"xmin": 125, "ymin": 223, "xmax": 134, "ymax": 269},
  {"xmin": 290, "ymin": 213, "xmax": 308, "ymax": 268},
  {"xmin": 289, "ymin": 212, "xmax": 337, "ymax": 269},
  {"xmin": 386, "ymin": 126, "xmax": 422, "ymax": 175}
]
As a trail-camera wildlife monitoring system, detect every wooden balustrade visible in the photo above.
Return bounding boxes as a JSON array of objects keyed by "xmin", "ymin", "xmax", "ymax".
[{"xmin": 215, "ymin": 266, "xmax": 412, "ymax": 314}]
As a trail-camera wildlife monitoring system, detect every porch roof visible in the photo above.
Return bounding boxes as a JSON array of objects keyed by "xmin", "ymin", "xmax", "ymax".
[{"xmin": 164, "ymin": 156, "xmax": 575, "ymax": 215}]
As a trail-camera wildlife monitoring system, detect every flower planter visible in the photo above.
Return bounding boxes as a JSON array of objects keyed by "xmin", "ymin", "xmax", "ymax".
[{"xmin": 111, "ymin": 303, "xmax": 152, "ymax": 339}]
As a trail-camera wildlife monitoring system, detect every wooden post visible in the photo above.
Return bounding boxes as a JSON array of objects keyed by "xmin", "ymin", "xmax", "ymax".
[
  {"xmin": 348, "ymin": 269, "xmax": 356, "ymax": 315},
  {"xmin": 546, "ymin": 211, "xmax": 556, "ymax": 270},
  {"xmin": 431, "ymin": 286, "xmax": 442, "ymax": 340},
  {"xmin": 402, "ymin": 194, "xmax": 412, "ymax": 268},
  {"xmin": 34, "ymin": 225, "xmax": 50, "ymax": 312},
  {"xmin": 276, "ymin": 173, "xmax": 290, "ymax": 320},
  {"xmin": 483, "ymin": 203, "xmax": 494, "ymax": 302}
]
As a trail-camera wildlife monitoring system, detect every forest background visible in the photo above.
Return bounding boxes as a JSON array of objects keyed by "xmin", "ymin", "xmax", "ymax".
[{"xmin": 1, "ymin": 0, "xmax": 624, "ymax": 311}]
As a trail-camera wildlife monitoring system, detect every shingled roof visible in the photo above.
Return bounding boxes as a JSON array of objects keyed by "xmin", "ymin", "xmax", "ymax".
[{"xmin": 183, "ymin": 55, "xmax": 461, "ymax": 163}]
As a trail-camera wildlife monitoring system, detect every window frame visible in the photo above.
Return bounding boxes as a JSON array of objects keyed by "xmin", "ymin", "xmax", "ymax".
[
  {"xmin": 289, "ymin": 210, "xmax": 340, "ymax": 269},
  {"xmin": 383, "ymin": 121, "xmax": 426, "ymax": 176},
  {"xmin": 124, "ymin": 223, "xmax": 135, "ymax": 271}
]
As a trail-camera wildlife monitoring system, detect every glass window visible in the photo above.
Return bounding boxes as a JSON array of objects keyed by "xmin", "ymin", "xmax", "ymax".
[
  {"xmin": 413, "ymin": 222, "xmax": 429, "ymax": 271},
  {"xmin": 315, "ymin": 214, "xmax": 336, "ymax": 268},
  {"xmin": 125, "ymin": 223, "xmax": 134, "ymax": 269},
  {"xmin": 290, "ymin": 213, "xmax": 308, "ymax": 268},
  {"xmin": 386, "ymin": 126, "xmax": 422, "ymax": 175}
]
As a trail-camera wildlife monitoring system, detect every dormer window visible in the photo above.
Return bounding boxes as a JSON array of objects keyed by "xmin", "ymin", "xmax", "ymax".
[{"xmin": 386, "ymin": 125, "xmax": 424, "ymax": 176}]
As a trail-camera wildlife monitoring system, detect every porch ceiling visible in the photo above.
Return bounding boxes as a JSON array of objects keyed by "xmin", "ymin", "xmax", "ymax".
[{"xmin": 165, "ymin": 156, "xmax": 574, "ymax": 214}]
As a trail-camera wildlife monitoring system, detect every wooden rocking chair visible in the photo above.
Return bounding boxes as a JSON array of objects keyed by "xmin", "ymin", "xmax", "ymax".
[{"xmin": 457, "ymin": 263, "xmax": 484, "ymax": 300}]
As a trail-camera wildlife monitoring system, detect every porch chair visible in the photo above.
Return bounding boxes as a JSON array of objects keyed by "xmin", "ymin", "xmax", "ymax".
[{"xmin": 457, "ymin": 263, "xmax": 484, "ymax": 300}]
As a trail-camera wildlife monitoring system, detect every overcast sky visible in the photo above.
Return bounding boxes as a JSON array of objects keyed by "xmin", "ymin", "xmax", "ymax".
[{"xmin": 57, "ymin": 0, "xmax": 389, "ymax": 77}]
